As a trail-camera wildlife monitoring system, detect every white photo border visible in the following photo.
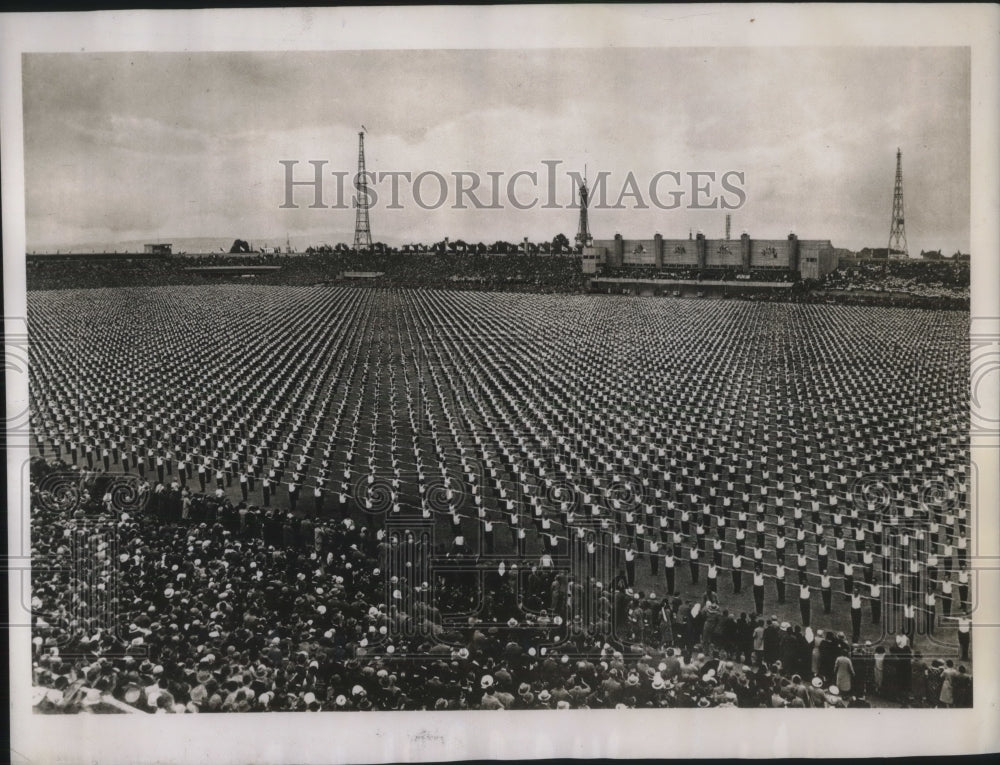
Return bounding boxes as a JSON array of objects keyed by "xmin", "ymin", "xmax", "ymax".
[{"xmin": 3, "ymin": 4, "xmax": 999, "ymax": 762}]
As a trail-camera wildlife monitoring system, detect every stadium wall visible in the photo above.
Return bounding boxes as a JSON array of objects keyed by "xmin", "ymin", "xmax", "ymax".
[
  {"xmin": 583, "ymin": 232, "xmax": 835, "ymax": 279},
  {"xmin": 798, "ymin": 240, "xmax": 838, "ymax": 280},
  {"xmin": 662, "ymin": 239, "xmax": 696, "ymax": 266}
]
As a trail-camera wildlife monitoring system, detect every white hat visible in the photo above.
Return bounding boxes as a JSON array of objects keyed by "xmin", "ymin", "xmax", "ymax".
[{"xmin": 480, "ymin": 675, "xmax": 494, "ymax": 688}]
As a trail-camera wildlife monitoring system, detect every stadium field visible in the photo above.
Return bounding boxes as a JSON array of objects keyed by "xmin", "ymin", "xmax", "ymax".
[{"xmin": 27, "ymin": 286, "xmax": 973, "ymax": 709}]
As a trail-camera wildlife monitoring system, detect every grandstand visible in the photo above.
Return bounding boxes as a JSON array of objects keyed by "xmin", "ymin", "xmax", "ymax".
[{"xmin": 582, "ymin": 232, "xmax": 837, "ymax": 281}]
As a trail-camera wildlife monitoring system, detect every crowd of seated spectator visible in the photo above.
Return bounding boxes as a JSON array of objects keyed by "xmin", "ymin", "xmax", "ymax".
[
  {"xmin": 822, "ymin": 260, "xmax": 970, "ymax": 297},
  {"xmin": 600, "ymin": 266, "xmax": 795, "ymax": 283},
  {"xmin": 592, "ymin": 260, "xmax": 968, "ymax": 310}
]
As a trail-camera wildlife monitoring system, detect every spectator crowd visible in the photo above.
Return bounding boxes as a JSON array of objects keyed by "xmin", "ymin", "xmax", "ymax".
[{"xmin": 29, "ymin": 458, "xmax": 972, "ymax": 713}]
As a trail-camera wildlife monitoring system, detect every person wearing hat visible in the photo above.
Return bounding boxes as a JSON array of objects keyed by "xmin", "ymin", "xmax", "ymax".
[
  {"xmin": 536, "ymin": 688, "xmax": 553, "ymax": 708},
  {"xmin": 479, "ymin": 682, "xmax": 504, "ymax": 710},
  {"xmin": 834, "ymin": 651, "xmax": 854, "ymax": 698},
  {"xmin": 807, "ymin": 675, "xmax": 826, "ymax": 707},
  {"xmin": 122, "ymin": 682, "xmax": 143, "ymax": 706},
  {"xmin": 786, "ymin": 674, "xmax": 808, "ymax": 707},
  {"xmin": 825, "ymin": 684, "xmax": 845, "ymax": 708}
]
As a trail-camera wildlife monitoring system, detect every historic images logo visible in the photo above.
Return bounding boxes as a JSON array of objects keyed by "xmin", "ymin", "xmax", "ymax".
[{"xmin": 279, "ymin": 160, "xmax": 747, "ymax": 212}]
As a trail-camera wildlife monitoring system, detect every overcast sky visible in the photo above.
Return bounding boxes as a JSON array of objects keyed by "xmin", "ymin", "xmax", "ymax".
[{"xmin": 23, "ymin": 48, "xmax": 969, "ymax": 254}]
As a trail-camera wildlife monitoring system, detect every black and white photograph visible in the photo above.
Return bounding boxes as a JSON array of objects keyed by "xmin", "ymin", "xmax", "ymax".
[{"xmin": 3, "ymin": 5, "xmax": 999, "ymax": 763}]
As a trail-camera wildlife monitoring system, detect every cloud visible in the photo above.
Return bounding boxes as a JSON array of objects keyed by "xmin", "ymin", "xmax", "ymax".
[{"xmin": 23, "ymin": 48, "xmax": 969, "ymax": 254}]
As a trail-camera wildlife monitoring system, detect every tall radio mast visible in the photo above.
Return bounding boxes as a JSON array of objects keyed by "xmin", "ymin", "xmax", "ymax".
[
  {"xmin": 353, "ymin": 128, "xmax": 373, "ymax": 254},
  {"xmin": 888, "ymin": 148, "xmax": 908, "ymax": 259}
]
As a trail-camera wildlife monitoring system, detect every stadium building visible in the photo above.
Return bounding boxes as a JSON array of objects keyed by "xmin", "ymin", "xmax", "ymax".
[{"xmin": 582, "ymin": 232, "xmax": 838, "ymax": 281}]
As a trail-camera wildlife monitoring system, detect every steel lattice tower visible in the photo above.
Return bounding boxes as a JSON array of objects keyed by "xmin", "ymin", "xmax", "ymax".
[
  {"xmin": 353, "ymin": 130, "xmax": 372, "ymax": 253},
  {"xmin": 575, "ymin": 174, "xmax": 592, "ymax": 248},
  {"xmin": 888, "ymin": 148, "xmax": 908, "ymax": 259}
]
